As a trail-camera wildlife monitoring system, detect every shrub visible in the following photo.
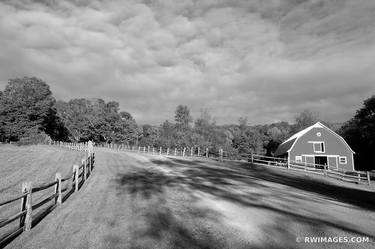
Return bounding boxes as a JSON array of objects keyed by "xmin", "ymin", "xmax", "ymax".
[{"xmin": 17, "ymin": 129, "xmax": 52, "ymax": 146}]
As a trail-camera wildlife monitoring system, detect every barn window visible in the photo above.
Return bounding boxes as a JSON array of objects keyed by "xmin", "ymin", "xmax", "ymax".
[
  {"xmin": 313, "ymin": 142, "xmax": 325, "ymax": 153},
  {"xmin": 339, "ymin": 156, "xmax": 347, "ymax": 164},
  {"xmin": 295, "ymin": 156, "xmax": 302, "ymax": 163}
]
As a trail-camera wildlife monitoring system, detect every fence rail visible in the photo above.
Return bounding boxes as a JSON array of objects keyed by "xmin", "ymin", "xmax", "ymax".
[
  {"xmin": 99, "ymin": 143, "xmax": 372, "ymax": 187},
  {"xmin": 97, "ymin": 143, "xmax": 225, "ymax": 161},
  {"xmin": 0, "ymin": 141, "xmax": 95, "ymax": 247},
  {"xmin": 250, "ymin": 153, "xmax": 372, "ymax": 186}
]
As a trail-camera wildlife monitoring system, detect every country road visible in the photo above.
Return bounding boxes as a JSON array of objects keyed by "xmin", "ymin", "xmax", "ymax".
[{"xmin": 6, "ymin": 149, "xmax": 375, "ymax": 249}]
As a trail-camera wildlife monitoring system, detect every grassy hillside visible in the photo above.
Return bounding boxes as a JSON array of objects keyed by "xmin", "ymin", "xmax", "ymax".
[{"xmin": 0, "ymin": 145, "xmax": 86, "ymax": 241}]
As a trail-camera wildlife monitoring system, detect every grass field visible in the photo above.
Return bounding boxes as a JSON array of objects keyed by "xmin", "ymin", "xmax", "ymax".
[
  {"xmin": 2, "ymin": 146, "xmax": 375, "ymax": 249},
  {"xmin": 0, "ymin": 145, "xmax": 86, "ymax": 242}
]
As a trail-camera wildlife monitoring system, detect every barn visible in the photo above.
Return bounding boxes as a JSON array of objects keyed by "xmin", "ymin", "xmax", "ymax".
[{"xmin": 274, "ymin": 122, "xmax": 355, "ymax": 171}]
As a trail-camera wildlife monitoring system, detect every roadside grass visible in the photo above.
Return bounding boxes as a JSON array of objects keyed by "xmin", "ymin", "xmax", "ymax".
[{"xmin": 0, "ymin": 144, "xmax": 85, "ymax": 242}]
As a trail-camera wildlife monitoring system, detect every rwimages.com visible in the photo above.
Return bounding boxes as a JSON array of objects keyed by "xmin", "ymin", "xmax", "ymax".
[{"xmin": 296, "ymin": 236, "xmax": 372, "ymax": 244}]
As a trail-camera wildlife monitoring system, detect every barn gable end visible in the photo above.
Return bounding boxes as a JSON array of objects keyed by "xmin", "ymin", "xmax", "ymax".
[{"xmin": 275, "ymin": 122, "xmax": 355, "ymax": 171}]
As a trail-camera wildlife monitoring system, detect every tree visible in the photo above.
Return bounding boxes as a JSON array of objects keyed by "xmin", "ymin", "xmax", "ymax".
[
  {"xmin": 55, "ymin": 99, "xmax": 94, "ymax": 142},
  {"xmin": 238, "ymin": 116, "xmax": 248, "ymax": 131},
  {"xmin": 139, "ymin": 124, "xmax": 159, "ymax": 146},
  {"xmin": 0, "ymin": 77, "xmax": 58, "ymax": 141},
  {"xmin": 175, "ymin": 105, "xmax": 192, "ymax": 130},
  {"xmin": 119, "ymin": 112, "xmax": 139, "ymax": 145},
  {"xmin": 340, "ymin": 95, "xmax": 375, "ymax": 170},
  {"xmin": 194, "ymin": 109, "xmax": 213, "ymax": 138},
  {"xmin": 55, "ymin": 98, "xmax": 139, "ymax": 143},
  {"xmin": 233, "ymin": 127, "xmax": 265, "ymax": 155},
  {"xmin": 291, "ymin": 109, "xmax": 319, "ymax": 134}
]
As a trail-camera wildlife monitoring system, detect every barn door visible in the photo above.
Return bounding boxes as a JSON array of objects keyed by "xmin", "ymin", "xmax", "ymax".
[{"xmin": 314, "ymin": 156, "xmax": 327, "ymax": 169}]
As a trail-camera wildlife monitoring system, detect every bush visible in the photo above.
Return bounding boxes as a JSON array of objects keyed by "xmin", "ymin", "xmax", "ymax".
[{"xmin": 17, "ymin": 129, "xmax": 52, "ymax": 146}]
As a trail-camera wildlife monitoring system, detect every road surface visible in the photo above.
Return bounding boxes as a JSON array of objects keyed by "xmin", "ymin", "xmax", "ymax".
[{"xmin": 6, "ymin": 149, "xmax": 375, "ymax": 249}]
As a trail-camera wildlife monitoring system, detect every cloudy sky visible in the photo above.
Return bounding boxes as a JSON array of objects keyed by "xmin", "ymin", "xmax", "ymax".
[{"xmin": 0, "ymin": 0, "xmax": 375, "ymax": 125}]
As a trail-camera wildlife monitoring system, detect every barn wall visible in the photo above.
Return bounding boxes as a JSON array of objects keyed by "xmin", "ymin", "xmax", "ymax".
[{"xmin": 289, "ymin": 127, "xmax": 354, "ymax": 171}]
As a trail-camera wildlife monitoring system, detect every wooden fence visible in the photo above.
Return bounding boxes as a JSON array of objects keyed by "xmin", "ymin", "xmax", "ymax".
[
  {"xmin": 97, "ymin": 143, "xmax": 225, "ymax": 161},
  {"xmin": 99, "ymin": 143, "xmax": 372, "ymax": 187},
  {"xmin": 0, "ymin": 141, "xmax": 95, "ymax": 247},
  {"xmin": 250, "ymin": 153, "xmax": 372, "ymax": 186}
]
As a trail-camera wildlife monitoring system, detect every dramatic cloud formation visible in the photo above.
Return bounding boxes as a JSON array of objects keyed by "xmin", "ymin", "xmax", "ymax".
[{"xmin": 1, "ymin": 0, "xmax": 374, "ymax": 124}]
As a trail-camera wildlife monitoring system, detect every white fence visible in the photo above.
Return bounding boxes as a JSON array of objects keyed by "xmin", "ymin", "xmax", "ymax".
[
  {"xmin": 250, "ymin": 153, "xmax": 372, "ymax": 186},
  {"xmin": 99, "ymin": 143, "xmax": 372, "ymax": 186}
]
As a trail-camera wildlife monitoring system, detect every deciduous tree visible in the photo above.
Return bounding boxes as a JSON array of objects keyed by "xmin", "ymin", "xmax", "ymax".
[
  {"xmin": 0, "ymin": 77, "xmax": 58, "ymax": 141},
  {"xmin": 175, "ymin": 105, "xmax": 192, "ymax": 130},
  {"xmin": 340, "ymin": 95, "xmax": 375, "ymax": 170}
]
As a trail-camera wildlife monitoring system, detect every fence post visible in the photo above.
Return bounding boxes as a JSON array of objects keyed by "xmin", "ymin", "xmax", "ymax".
[
  {"xmin": 159, "ymin": 147, "xmax": 162, "ymax": 155},
  {"xmin": 251, "ymin": 152, "xmax": 254, "ymax": 163},
  {"xmin": 152, "ymin": 147, "xmax": 155, "ymax": 154},
  {"xmin": 174, "ymin": 148, "xmax": 177, "ymax": 156},
  {"xmin": 206, "ymin": 148, "xmax": 209, "ymax": 158},
  {"xmin": 323, "ymin": 165, "xmax": 327, "ymax": 177},
  {"xmin": 55, "ymin": 173, "xmax": 62, "ymax": 205},
  {"xmin": 81, "ymin": 158, "xmax": 87, "ymax": 182},
  {"xmin": 20, "ymin": 182, "xmax": 32, "ymax": 231},
  {"xmin": 73, "ymin": 165, "xmax": 79, "ymax": 192},
  {"xmin": 367, "ymin": 172, "xmax": 371, "ymax": 185},
  {"xmin": 91, "ymin": 153, "xmax": 95, "ymax": 170},
  {"xmin": 87, "ymin": 151, "xmax": 92, "ymax": 175},
  {"xmin": 198, "ymin": 147, "xmax": 200, "ymax": 157},
  {"xmin": 191, "ymin": 147, "xmax": 193, "ymax": 157},
  {"xmin": 183, "ymin": 148, "xmax": 186, "ymax": 157},
  {"xmin": 148, "ymin": 146, "xmax": 150, "ymax": 153},
  {"xmin": 358, "ymin": 172, "xmax": 361, "ymax": 184},
  {"xmin": 167, "ymin": 148, "xmax": 169, "ymax": 156}
]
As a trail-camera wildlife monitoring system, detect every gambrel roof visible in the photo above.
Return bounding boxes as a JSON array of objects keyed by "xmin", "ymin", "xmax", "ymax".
[{"xmin": 274, "ymin": 122, "xmax": 354, "ymax": 157}]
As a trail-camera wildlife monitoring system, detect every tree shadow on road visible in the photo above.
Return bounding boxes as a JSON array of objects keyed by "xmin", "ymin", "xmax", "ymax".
[
  {"xmin": 112, "ymin": 168, "xmax": 228, "ymax": 249},
  {"xmin": 151, "ymin": 158, "xmax": 375, "ymax": 238},
  {"xmin": 111, "ymin": 157, "xmax": 375, "ymax": 248},
  {"xmin": 114, "ymin": 169, "xmax": 174, "ymax": 199},
  {"xmin": 154, "ymin": 158, "xmax": 375, "ymax": 211}
]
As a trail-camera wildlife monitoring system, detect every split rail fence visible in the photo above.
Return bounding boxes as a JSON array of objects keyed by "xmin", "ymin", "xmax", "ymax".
[
  {"xmin": 99, "ymin": 143, "xmax": 373, "ymax": 186},
  {"xmin": 250, "ymin": 153, "xmax": 372, "ymax": 186},
  {"xmin": 0, "ymin": 141, "xmax": 95, "ymax": 247}
]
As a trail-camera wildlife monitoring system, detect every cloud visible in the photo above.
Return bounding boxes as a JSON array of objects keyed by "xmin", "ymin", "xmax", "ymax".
[{"xmin": 0, "ymin": 0, "xmax": 374, "ymax": 125}]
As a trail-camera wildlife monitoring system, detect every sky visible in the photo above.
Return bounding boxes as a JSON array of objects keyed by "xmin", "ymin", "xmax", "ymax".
[{"xmin": 0, "ymin": 0, "xmax": 375, "ymax": 125}]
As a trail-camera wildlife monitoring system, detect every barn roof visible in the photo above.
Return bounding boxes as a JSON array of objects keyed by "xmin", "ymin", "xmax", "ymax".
[
  {"xmin": 274, "ymin": 122, "xmax": 355, "ymax": 157},
  {"xmin": 274, "ymin": 137, "xmax": 296, "ymax": 156}
]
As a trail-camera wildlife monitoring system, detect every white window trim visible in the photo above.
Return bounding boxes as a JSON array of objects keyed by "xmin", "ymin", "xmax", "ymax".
[
  {"xmin": 295, "ymin": 156, "xmax": 302, "ymax": 162},
  {"xmin": 339, "ymin": 156, "xmax": 347, "ymax": 164},
  {"xmin": 308, "ymin": 141, "xmax": 325, "ymax": 153}
]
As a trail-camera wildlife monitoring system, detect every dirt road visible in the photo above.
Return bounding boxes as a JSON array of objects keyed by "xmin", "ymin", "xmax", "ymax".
[{"xmin": 6, "ymin": 149, "xmax": 375, "ymax": 249}]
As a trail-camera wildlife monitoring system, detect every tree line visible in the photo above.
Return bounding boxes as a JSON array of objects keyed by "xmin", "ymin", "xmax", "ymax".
[
  {"xmin": 0, "ymin": 77, "xmax": 374, "ymax": 170},
  {"xmin": 0, "ymin": 77, "xmax": 138, "ymax": 145}
]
